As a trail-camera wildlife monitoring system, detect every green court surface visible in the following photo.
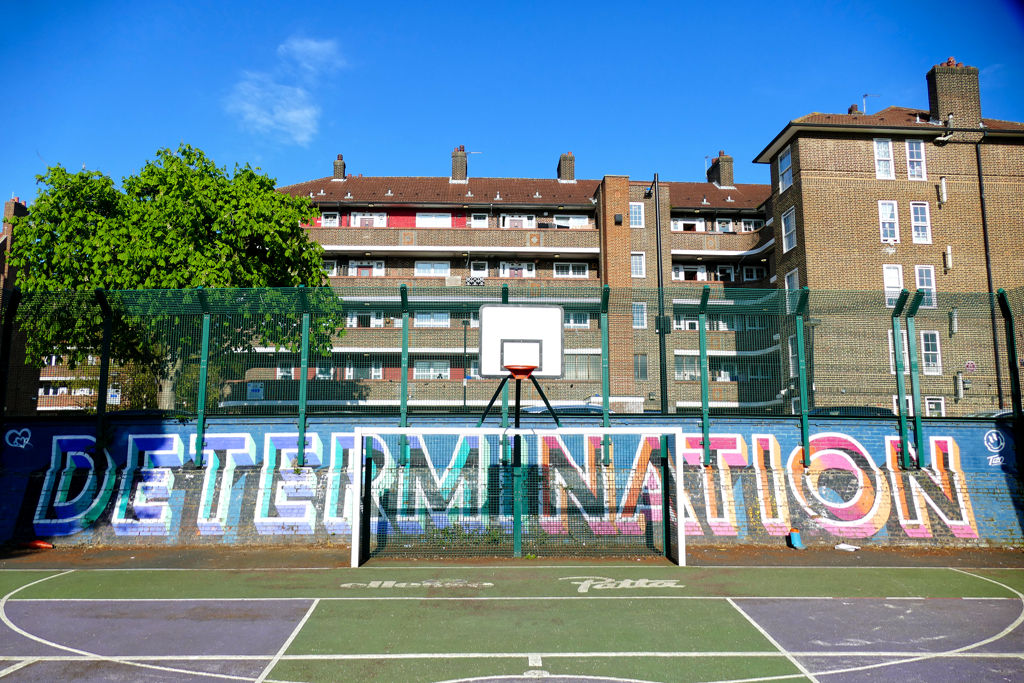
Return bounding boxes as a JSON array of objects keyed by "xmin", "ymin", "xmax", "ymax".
[{"xmin": 0, "ymin": 565, "xmax": 1021, "ymax": 683}]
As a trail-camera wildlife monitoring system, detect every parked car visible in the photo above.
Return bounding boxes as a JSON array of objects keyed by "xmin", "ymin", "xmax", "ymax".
[
  {"xmin": 807, "ymin": 406, "xmax": 896, "ymax": 417},
  {"xmin": 522, "ymin": 403, "xmax": 611, "ymax": 415},
  {"xmin": 966, "ymin": 410, "xmax": 1014, "ymax": 418}
]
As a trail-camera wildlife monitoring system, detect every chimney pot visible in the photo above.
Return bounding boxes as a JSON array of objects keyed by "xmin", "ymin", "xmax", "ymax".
[
  {"xmin": 337, "ymin": 154, "xmax": 343, "ymax": 160},
  {"xmin": 719, "ymin": 150, "xmax": 726, "ymax": 156},
  {"xmin": 333, "ymin": 154, "xmax": 346, "ymax": 179},
  {"xmin": 848, "ymin": 103, "xmax": 860, "ymax": 114}
]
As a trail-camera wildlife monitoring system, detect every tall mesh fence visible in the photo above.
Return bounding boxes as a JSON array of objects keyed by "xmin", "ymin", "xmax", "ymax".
[{"xmin": 1, "ymin": 284, "xmax": 1021, "ymax": 420}]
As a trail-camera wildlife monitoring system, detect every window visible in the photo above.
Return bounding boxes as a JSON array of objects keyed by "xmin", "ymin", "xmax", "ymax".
[
  {"xmin": 791, "ymin": 397, "xmax": 801, "ymax": 416},
  {"xmin": 554, "ymin": 262, "xmax": 588, "ymax": 278},
  {"xmin": 413, "ymin": 360, "xmax": 450, "ymax": 380},
  {"xmin": 415, "ymin": 261, "xmax": 450, "ymax": 277},
  {"xmin": 470, "ymin": 214, "xmax": 489, "ymax": 228},
  {"xmin": 788, "ymin": 335, "xmax": 798, "ymax": 378},
  {"xmin": 673, "ymin": 314, "xmax": 700, "ymax": 331},
  {"xmin": 782, "ymin": 207, "xmax": 796, "ymax": 252},
  {"xmin": 322, "ymin": 260, "xmax": 338, "ymax": 276},
  {"xmin": 470, "ymin": 261, "xmax": 489, "ymax": 277},
  {"xmin": 500, "ymin": 214, "xmax": 536, "ymax": 229},
  {"xmin": 784, "ymin": 268, "xmax": 800, "ymax": 313},
  {"xmin": 632, "ymin": 302, "xmax": 647, "ymax": 329},
  {"xmin": 467, "ymin": 358, "xmax": 480, "ymax": 379},
  {"xmin": 499, "ymin": 261, "xmax": 535, "ymax": 278},
  {"xmin": 350, "ymin": 212, "xmax": 386, "ymax": 227},
  {"xmin": 906, "ymin": 140, "xmax": 926, "ymax": 180},
  {"xmin": 709, "ymin": 314, "xmax": 743, "ymax": 331},
  {"xmin": 779, "ymin": 146, "xmax": 793, "ymax": 191},
  {"xmin": 746, "ymin": 315, "xmax": 769, "ymax": 330},
  {"xmin": 629, "ymin": 202, "xmax": 645, "ymax": 228},
  {"xmin": 674, "ymin": 356, "xmax": 700, "ymax": 381},
  {"xmin": 883, "ymin": 264, "xmax": 904, "ymax": 307},
  {"xmin": 469, "ymin": 311, "xmax": 480, "ymax": 328},
  {"xmin": 564, "ymin": 311, "xmax": 590, "ymax": 329},
  {"xmin": 346, "ymin": 310, "xmax": 386, "ymax": 328},
  {"xmin": 746, "ymin": 364, "xmax": 770, "ymax": 381},
  {"xmin": 716, "ymin": 265, "xmax": 734, "ymax": 282},
  {"xmin": 634, "ymin": 354, "xmax": 648, "ymax": 381},
  {"xmin": 564, "ymin": 354, "xmax": 600, "ymax": 380},
  {"xmin": 874, "ymin": 139, "xmax": 894, "ymax": 179},
  {"xmin": 414, "ymin": 311, "xmax": 450, "ymax": 328},
  {"xmin": 743, "ymin": 266, "xmax": 767, "ymax": 281},
  {"xmin": 893, "ymin": 395, "xmax": 915, "ymax": 417},
  {"xmin": 915, "ymin": 265, "xmax": 936, "ymax": 308},
  {"xmin": 553, "ymin": 215, "xmax": 589, "ymax": 228},
  {"xmin": 878, "ymin": 201, "xmax": 899, "ymax": 243},
  {"xmin": 276, "ymin": 366, "xmax": 292, "ymax": 380},
  {"xmin": 713, "ymin": 361, "xmax": 738, "ymax": 382},
  {"xmin": 741, "ymin": 219, "xmax": 764, "ymax": 232},
  {"xmin": 321, "ymin": 212, "xmax": 340, "ymax": 227},
  {"xmin": 315, "ymin": 366, "xmax": 333, "ymax": 380},
  {"xmin": 673, "ymin": 264, "xmax": 706, "ymax": 281},
  {"xmin": 345, "ymin": 359, "xmax": 383, "ymax": 380},
  {"xmin": 888, "ymin": 329, "xmax": 911, "ymax": 375},
  {"xmin": 910, "ymin": 202, "xmax": 931, "ymax": 244},
  {"xmin": 920, "ymin": 331, "xmax": 942, "ymax": 375},
  {"xmin": 671, "ymin": 218, "xmax": 703, "ymax": 232},
  {"xmin": 416, "ymin": 213, "xmax": 452, "ymax": 228},
  {"xmin": 348, "ymin": 259, "xmax": 385, "ymax": 277},
  {"xmin": 631, "ymin": 252, "xmax": 646, "ymax": 278},
  {"xmin": 715, "ymin": 219, "xmax": 733, "ymax": 233},
  {"xmin": 925, "ymin": 396, "xmax": 945, "ymax": 417}
]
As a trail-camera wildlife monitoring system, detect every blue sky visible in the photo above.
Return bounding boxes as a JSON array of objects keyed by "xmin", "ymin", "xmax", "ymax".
[{"xmin": 2, "ymin": 0, "xmax": 1023, "ymax": 202}]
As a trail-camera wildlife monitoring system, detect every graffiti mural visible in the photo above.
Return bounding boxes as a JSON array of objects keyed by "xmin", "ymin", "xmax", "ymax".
[{"xmin": 1, "ymin": 418, "xmax": 1020, "ymax": 547}]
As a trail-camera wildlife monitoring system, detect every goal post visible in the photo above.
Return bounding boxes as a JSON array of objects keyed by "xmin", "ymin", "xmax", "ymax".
[{"xmin": 349, "ymin": 426, "xmax": 685, "ymax": 567}]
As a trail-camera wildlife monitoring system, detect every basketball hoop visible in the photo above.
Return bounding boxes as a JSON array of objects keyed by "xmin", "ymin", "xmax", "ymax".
[{"xmin": 503, "ymin": 365, "xmax": 537, "ymax": 380}]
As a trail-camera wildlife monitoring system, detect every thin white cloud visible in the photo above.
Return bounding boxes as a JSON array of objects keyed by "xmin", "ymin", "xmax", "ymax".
[
  {"xmin": 225, "ymin": 72, "xmax": 320, "ymax": 146},
  {"xmin": 277, "ymin": 37, "xmax": 346, "ymax": 75}
]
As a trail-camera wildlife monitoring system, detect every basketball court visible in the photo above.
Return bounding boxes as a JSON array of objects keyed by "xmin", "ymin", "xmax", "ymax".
[{"xmin": 0, "ymin": 563, "xmax": 1022, "ymax": 682}]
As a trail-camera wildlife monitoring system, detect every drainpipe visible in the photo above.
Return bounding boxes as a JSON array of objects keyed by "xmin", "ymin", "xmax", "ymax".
[
  {"xmin": 975, "ymin": 131, "xmax": 1004, "ymax": 409},
  {"xmin": 651, "ymin": 174, "xmax": 670, "ymax": 415}
]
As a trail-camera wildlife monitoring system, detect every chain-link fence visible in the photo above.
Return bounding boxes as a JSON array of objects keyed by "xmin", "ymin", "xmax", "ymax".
[{"xmin": 1, "ymin": 284, "xmax": 1021, "ymax": 420}]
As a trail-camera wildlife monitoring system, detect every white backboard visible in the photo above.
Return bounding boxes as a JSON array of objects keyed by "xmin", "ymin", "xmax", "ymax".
[{"xmin": 479, "ymin": 304, "xmax": 564, "ymax": 378}]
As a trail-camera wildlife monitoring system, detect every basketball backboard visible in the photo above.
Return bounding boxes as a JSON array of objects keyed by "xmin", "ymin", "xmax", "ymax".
[{"xmin": 479, "ymin": 304, "xmax": 564, "ymax": 378}]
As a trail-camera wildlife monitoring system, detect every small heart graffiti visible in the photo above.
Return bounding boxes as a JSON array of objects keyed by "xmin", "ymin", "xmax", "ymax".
[{"xmin": 5, "ymin": 429, "xmax": 31, "ymax": 449}]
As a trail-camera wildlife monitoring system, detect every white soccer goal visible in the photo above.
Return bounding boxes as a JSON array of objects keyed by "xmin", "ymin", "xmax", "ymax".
[{"xmin": 350, "ymin": 426, "xmax": 685, "ymax": 567}]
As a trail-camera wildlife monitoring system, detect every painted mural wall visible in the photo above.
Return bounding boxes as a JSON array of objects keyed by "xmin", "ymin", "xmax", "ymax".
[{"xmin": 0, "ymin": 416, "xmax": 1020, "ymax": 548}]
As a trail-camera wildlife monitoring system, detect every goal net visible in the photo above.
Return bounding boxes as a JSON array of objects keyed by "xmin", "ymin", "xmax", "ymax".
[{"xmin": 350, "ymin": 427, "xmax": 684, "ymax": 566}]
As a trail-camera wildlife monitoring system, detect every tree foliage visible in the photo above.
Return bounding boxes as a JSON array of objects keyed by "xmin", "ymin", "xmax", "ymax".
[{"xmin": 8, "ymin": 145, "xmax": 341, "ymax": 383}]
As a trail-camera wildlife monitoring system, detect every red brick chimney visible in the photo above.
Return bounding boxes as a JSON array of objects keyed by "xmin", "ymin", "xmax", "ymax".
[
  {"xmin": 333, "ymin": 154, "xmax": 346, "ymax": 180},
  {"xmin": 706, "ymin": 150, "xmax": 734, "ymax": 187},
  {"xmin": 557, "ymin": 152, "xmax": 575, "ymax": 182},
  {"xmin": 451, "ymin": 145, "xmax": 467, "ymax": 182}
]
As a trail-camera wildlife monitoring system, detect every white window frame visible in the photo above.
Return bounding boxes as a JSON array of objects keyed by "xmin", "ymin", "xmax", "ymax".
[
  {"xmin": 910, "ymin": 202, "xmax": 931, "ymax": 244},
  {"xmin": 893, "ymin": 394, "xmax": 915, "ymax": 417},
  {"xmin": 906, "ymin": 140, "xmax": 927, "ymax": 181},
  {"xmin": 784, "ymin": 268, "xmax": 800, "ymax": 313},
  {"xmin": 788, "ymin": 335, "xmax": 798, "ymax": 378},
  {"xmin": 781, "ymin": 207, "xmax": 797, "ymax": 252},
  {"xmin": 414, "ymin": 311, "xmax": 451, "ymax": 328},
  {"xmin": 741, "ymin": 219, "xmax": 764, "ymax": 232},
  {"xmin": 346, "ymin": 310, "xmax": 385, "ymax": 329},
  {"xmin": 348, "ymin": 259, "xmax": 386, "ymax": 277},
  {"xmin": 632, "ymin": 302, "xmax": 647, "ymax": 329},
  {"xmin": 315, "ymin": 365, "xmax": 334, "ymax": 380},
  {"xmin": 470, "ymin": 261, "xmax": 489, "ymax": 277},
  {"xmin": 915, "ymin": 265, "xmax": 937, "ymax": 309},
  {"xmin": 746, "ymin": 363, "xmax": 770, "ymax": 381},
  {"xmin": 413, "ymin": 360, "xmax": 450, "ymax": 380},
  {"xmin": 350, "ymin": 212, "xmax": 386, "ymax": 227},
  {"xmin": 675, "ymin": 355, "xmax": 700, "ymax": 381},
  {"xmin": 716, "ymin": 265, "xmax": 735, "ymax": 283},
  {"xmin": 629, "ymin": 202, "xmax": 645, "ymax": 228},
  {"xmin": 888, "ymin": 329, "xmax": 911, "ymax": 375},
  {"xmin": 779, "ymin": 146, "xmax": 793, "ymax": 192},
  {"xmin": 563, "ymin": 311, "xmax": 590, "ymax": 329},
  {"xmin": 345, "ymin": 359, "xmax": 384, "ymax": 380},
  {"xmin": 745, "ymin": 315, "xmax": 768, "ymax": 330},
  {"xmin": 414, "ymin": 261, "xmax": 450, "ymax": 277},
  {"xmin": 276, "ymin": 366, "xmax": 292, "ymax": 380},
  {"xmin": 498, "ymin": 261, "xmax": 536, "ymax": 278},
  {"xmin": 925, "ymin": 396, "xmax": 946, "ymax": 417},
  {"xmin": 634, "ymin": 354, "xmax": 648, "ymax": 381},
  {"xmin": 415, "ymin": 213, "xmax": 452, "ymax": 228},
  {"xmin": 553, "ymin": 215, "xmax": 589, "ymax": 229},
  {"xmin": 671, "ymin": 217, "xmax": 704, "ymax": 232},
  {"xmin": 673, "ymin": 264, "xmax": 706, "ymax": 281},
  {"xmin": 883, "ymin": 264, "xmax": 904, "ymax": 308},
  {"xmin": 322, "ymin": 260, "xmax": 338, "ymax": 277},
  {"xmin": 631, "ymin": 252, "xmax": 646, "ymax": 278},
  {"xmin": 321, "ymin": 212, "xmax": 340, "ymax": 228},
  {"xmin": 499, "ymin": 214, "xmax": 536, "ymax": 229},
  {"xmin": 920, "ymin": 330, "xmax": 942, "ymax": 375},
  {"xmin": 553, "ymin": 262, "xmax": 589, "ymax": 278},
  {"xmin": 469, "ymin": 311, "xmax": 480, "ymax": 328},
  {"xmin": 878, "ymin": 201, "xmax": 900, "ymax": 243},
  {"xmin": 874, "ymin": 139, "xmax": 894, "ymax": 180},
  {"xmin": 743, "ymin": 266, "xmax": 767, "ymax": 281},
  {"xmin": 715, "ymin": 219, "xmax": 733, "ymax": 233},
  {"xmin": 470, "ymin": 213, "xmax": 489, "ymax": 228}
]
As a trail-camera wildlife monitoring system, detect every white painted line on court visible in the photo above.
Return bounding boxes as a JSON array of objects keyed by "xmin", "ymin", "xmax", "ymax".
[
  {"xmin": 255, "ymin": 598, "xmax": 319, "ymax": 683},
  {"xmin": 727, "ymin": 598, "xmax": 821, "ymax": 683},
  {"xmin": 528, "ymin": 654, "xmax": 542, "ymax": 666},
  {"xmin": 0, "ymin": 659, "xmax": 36, "ymax": 679}
]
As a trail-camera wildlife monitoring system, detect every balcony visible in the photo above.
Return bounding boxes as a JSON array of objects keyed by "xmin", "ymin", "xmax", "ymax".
[
  {"xmin": 306, "ymin": 226, "xmax": 600, "ymax": 252},
  {"xmin": 668, "ymin": 229, "xmax": 768, "ymax": 253}
]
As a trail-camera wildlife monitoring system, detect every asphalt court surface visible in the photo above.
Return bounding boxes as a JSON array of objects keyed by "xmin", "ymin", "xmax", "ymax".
[{"xmin": 0, "ymin": 565, "xmax": 1021, "ymax": 683}]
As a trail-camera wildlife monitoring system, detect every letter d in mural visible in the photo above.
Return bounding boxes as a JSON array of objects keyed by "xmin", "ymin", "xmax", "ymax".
[{"xmin": 34, "ymin": 436, "xmax": 116, "ymax": 536}]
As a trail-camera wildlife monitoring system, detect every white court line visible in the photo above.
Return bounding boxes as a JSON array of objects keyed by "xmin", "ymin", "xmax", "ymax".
[
  {"xmin": 4, "ymin": 564, "xmax": 1020, "ymax": 572},
  {"xmin": 728, "ymin": 598, "xmax": 821, "ymax": 683},
  {"xmin": 254, "ymin": 598, "xmax": 319, "ymax": 683},
  {"xmin": 0, "ymin": 659, "xmax": 36, "ymax": 679}
]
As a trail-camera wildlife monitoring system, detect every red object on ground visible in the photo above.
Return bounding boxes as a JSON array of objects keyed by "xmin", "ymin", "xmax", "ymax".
[
  {"xmin": 20, "ymin": 540, "xmax": 53, "ymax": 550},
  {"xmin": 503, "ymin": 365, "xmax": 537, "ymax": 380}
]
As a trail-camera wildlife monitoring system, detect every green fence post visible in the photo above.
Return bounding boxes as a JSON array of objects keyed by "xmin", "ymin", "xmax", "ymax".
[
  {"xmin": 195, "ymin": 287, "xmax": 211, "ymax": 467},
  {"xmin": 94, "ymin": 290, "xmax": 113, "ymax": 454},
  {"xmin": 794, "ymin": 287, "xmax": 812, "ymax": 468},
  {"xmin": 501, "ymin": 284, "xmax": 509, "ymax": 430},
  {"xmin": 296, "ymin": 286, "xmax": 310, "ymax": 468},
  {"xmin": 996, "ymin": 289, "xmax": 1023, "ymax": 473},
  {"xmin": 905, "ymin": 290, "xmax": 926, "ymax": 468},
  {"xmin": 890, "ymin": 289, "xmax": 912, "ymax": 470},
  {"xmin": 601, "ymin": 285, "xmax": 611, "ymax": 466},
  {"xmin": 698, "ymin": 285, "xmax": 711, "ymax": 466},
  {"xmin": 0, "ymin": 288, "xmax": 21, "ymax": 438},
  {"xmin": 399, "ymin": 285, "xmax": 410, "ymax": 466},
  {"xmin": 660, "ymin": 434, "xmax": 671, "ymax": 558}
]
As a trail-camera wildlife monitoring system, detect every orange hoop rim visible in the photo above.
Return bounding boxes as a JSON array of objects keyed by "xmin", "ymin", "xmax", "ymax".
[{"xmin": 503, "ymin": 364, "xmax": 537, "ymax": 380}]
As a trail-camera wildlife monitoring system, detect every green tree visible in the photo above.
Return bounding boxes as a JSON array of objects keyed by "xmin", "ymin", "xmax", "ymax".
[{"xmin": 8, "ymin": 144, "xmax": 342, "ymax": 410}]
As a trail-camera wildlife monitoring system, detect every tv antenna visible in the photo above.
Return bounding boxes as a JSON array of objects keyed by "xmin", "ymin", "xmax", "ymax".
[{"xmin": 863, "ymin": 93, "xmax": 881, "ymax": 115}]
